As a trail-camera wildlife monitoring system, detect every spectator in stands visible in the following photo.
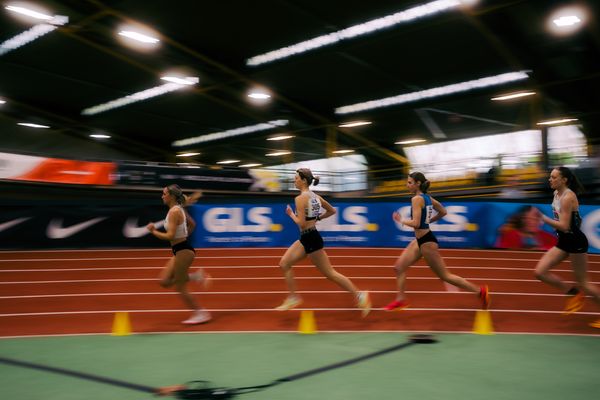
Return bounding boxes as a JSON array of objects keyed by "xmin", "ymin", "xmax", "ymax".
[
  {"xmin": 534, "ymin": 167, "xmax": 600, "ymax": 328},
  {"xmin": 147, "ymin": 185, "xmax": 210, "ymax": 325},
  {"xmin": 499, "ymin": 175, "xmax": 527, "ymax": 199},
  {"xmin": 384, "ymin": 171, "xmax": 490, "ymax": 311},
  {"xmin": 275, "ymin": 168, "xmax": 371, "ymax": 316},
  {"xmin": 495, "ymin": 205, "xmax": 557, "ymax": 250}
]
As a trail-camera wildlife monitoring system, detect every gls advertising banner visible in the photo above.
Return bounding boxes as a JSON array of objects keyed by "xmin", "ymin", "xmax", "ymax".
[
  {"xmin": 1, "ymin": 202, "xmax": 597, "ymax": 252},
  {"xmin": 189, "ymin": 202, "xmax": 489, "ymax": 249},
  {"xmin": 487, "ymin": 203, "xmax": 600, "ymax": 253},
  {"xmin": 190, "ymin": 202, "xmax": 598, "ymax": 253}
]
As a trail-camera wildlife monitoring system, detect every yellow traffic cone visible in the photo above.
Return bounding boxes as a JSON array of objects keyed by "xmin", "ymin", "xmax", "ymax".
[
  {"xmin": 111, "ymin": 312, "xmax": 132, "ymax": 336},
  {"xmin": 473, "ymin": 310, "xmax": 494, "ymax": 335},
  {"xmin": 298, "ymin": 310, "xmax": 317, "ymax": 334}
]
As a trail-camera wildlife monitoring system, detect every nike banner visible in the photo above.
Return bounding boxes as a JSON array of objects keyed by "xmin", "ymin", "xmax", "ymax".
[{"xmin": 0, "ymin": 206, "xmax": 166, "ymax": 248}]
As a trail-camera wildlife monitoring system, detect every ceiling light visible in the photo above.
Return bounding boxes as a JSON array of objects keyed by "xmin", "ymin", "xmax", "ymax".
[
  {"xmin": 82, "ymin": 80, "xmax": 196, "ymax": 116},
  {"xmin": 239, "ymin": 163, "xmax": 263, "ymax": 168},
  {"xmin": 216, "ymin": 160, "xmax": 240, "ymax": 165},
  {"xmin": 5, "ymin": 5, "xmax": 53, "ymax": 20},
  {"xmin": 0, "ymin": 25, "xmax": 55, "ymax": 56},
  {"xmin": 395, "ymin": 139, "xmax": 427, "ymax": 145},
  {"xmin": 266, "ymin": 151, "xmax": 291, "ymax": 156},
  {"xmin": 247, "ymin": 89, "xmax": 272, "ymax": 104},
  {"xmin": 547, "ymin": 6, "xmax": 587, "ymax": 35},
  {"xmin": 90, "ymin": 134, "xmax": 111, "ymax": 139},
  {"xmin": 335, "ymin": 71, "xmax": 529, "ymax": 114},
  {"xmin": 0, "ymin": 11, "xmax": 68, "ymax": 57},
  {"xmin": 332, "ymin": 149, "xmax": 355, "ymax": 154},
  {"xmin": 338, "ymin": 121, "xmax": 372, "ymax": 128},
  {"xmin": 0, "ymin": 99, "xmax": 6, "ymax": 104},
  {"xmin": 18, "ymin": 122, "xmax": 50, "ymax": 128},
  {"xmin": 0, "ymin": 5, "xmax": 69, "ymax": 56},
  {"xmin": 248, "ymin": 92, "xmax": 271, "ymax": 99},
  {"xmin": 160, "ymin": 76, "xmax": 198, "ymax": 85},
  {"xmin": 246, "ymin": 0, "xmax": 471, "ymax": 66},
  {"xmin": 553, "ymin": 16, "xmax": 580, "ymax": 27},
  {"xmin": 267, "ymin": 135, "xmax": 294, "ymax": 141},
  {"xmin": 118, "ymin": 30, "xmax": 160, "ymax": 44},
  {"xmin": 176, "ymin": 152, "xmax": 201, "ymax": 157},
  {"xmin": 176, "ymin": 163, "xmax": 202, "ymax": 168},
  {"xmin": 172, "ymin": 120, "xmax": 289, "ymax": 147},
  {"xmin": 536, "ymin": 118, "xmax": 578, "ymax": 126},
  {"xmin": 491, "ymin": 91, "xmax": 536, "ymax": 101}
]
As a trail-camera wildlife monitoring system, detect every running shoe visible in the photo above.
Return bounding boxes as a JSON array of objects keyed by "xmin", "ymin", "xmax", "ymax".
[
  {"xmin": 189, "ymin": 269, "xmax": 212, "ymax": 289},
  {"xmin": 357, "ymin": 291, "xmax": 372, "ymax": 317},
  {"xmin": 563, "ymin": 292, "xmax": 585, "ymax": 315},
  {"xmin": 182, "ymin": 310, "xmax": 211, "ymax": 325},
  {"xmin": 383, "ymin": 299, "xmax": 409, "ymax": 311},
  {"xmin": 589, "ymin": 319, "xmax": 600, "ymax": 329},
  {"xmin": 480, "ymin": 285, "xmax": 491, "ymax": 310},
  {"xmin": 275, "ymin": 296, "xmax": 302, "ymax": 311}
]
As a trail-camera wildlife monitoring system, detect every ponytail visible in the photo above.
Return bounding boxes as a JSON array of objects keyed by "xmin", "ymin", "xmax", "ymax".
[
  {"xmin": 557, "ymin": 166, "xmax": 585, "ymax": 194},
  {"xmin": 297, "ymin": 168, "xmax": 320, "ymax": 186},
  {"xmin": 166, "ymin": 184, "xmax": 186, "ymax": 205},
  {"xmin": 409, "ymin": 171, "xmax": 430, "ymax": 193}
]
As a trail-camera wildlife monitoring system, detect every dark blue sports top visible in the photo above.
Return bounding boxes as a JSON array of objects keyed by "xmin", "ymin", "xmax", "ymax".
[{"xmin": 410, "ymin": 194, "xmax": 433, "ymax": 229}]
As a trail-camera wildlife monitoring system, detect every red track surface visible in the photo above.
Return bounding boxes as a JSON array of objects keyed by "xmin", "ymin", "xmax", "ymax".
[{"xmin": 1, "ymin": 248, "xmax": 599, "ymax": 337}]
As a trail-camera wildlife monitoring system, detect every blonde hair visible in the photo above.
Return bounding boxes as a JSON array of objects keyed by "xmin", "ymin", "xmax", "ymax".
[{"xmin": 166, "ymin": 184, "xmax": 185, "ymax": 205}]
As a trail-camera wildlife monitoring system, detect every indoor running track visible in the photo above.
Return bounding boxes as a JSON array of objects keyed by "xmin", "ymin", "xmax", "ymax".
[{"xmin": 1, "ymin": 248, "xmax": 599, "ymax": 337}]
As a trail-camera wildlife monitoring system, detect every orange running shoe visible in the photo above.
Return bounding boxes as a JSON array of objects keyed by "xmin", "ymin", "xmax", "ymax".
[
  {"xmin": 383, "ymin": 299, "xmax": 409, "ymax": 311},
  {"xmin": 589, "ymin": 319, "xmax": 600, "ymax": 329},
  {"xmin": 563, "ymin": 292, "xmax": 585, "ymax": 315},
  {"xmin": 479, "ymin": 285, "xmax": 491, "ymax": 309}
]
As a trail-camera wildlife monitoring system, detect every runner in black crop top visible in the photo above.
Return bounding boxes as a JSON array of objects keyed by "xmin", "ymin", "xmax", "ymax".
[
  {"xmin": 275, "ymin": 168, "xmax": 371, "ymax": 316},
  {"xmin": 534, "ymin": 167, "xmax": 600, "ymax": 328},
  {"xmin": 383, "ymin": 171, "xmax": 490, "ymax": 311}
]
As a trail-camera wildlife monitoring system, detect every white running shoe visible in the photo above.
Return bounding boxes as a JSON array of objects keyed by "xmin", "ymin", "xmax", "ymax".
[
  {"xmin": 357, "ymin": 291, "xmax": 371, "ymax": 317},
  {"xmin": 189, "ymin": 269, "xmax": 212, "ymax": 289},
  {"xmin": 275, "ymin": 296, "xmax": 302, "ymax": 311},
  {"xmin": 182, "ymin": 310, "xmax": 211, "ymax": 325}
]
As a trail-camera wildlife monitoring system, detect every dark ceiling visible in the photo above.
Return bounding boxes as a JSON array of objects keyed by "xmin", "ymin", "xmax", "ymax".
[{"xmin": 1, "ymin": 0, "xmax": 599, "ymax": 169}]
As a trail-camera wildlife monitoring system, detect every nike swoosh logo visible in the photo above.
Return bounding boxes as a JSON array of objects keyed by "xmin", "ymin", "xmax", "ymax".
[
  {"xmin": 0, "ymin": 217, "xmax": 32, "ymax": 233},
  {"xmin": 47, "ymin": 217, "xmax": 107, "ymax": 239},
  {"xmin": 123, "ymin": 218, "xmax": 165, "ymax": 238}
]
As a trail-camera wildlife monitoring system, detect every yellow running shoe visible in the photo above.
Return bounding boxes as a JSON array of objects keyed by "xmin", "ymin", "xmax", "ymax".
[
  {"xmin": 589, "ymin": 319, "xmax": 600, "ymax": 329},
  {"xmin": 563, "ymin": 292, "xmax": 585, "ymax": 315}
]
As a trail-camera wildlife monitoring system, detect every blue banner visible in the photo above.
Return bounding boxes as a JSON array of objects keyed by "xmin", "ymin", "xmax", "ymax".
[
  {"xmin": 189, "ymin": 201, "xmax": 599, "ymax": 253},
  {"xmin": 189, "ymin": 202, "xmax": 515, "ymax": 250},
  {"xmin": 486, "ymin": 203, "xmax": 600, "ymax": 254}
]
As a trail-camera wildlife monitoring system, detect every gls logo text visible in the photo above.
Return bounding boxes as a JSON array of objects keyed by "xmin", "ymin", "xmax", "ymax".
[
  {"xmin": 319, "ymin": 206, "xmax": 378, "ymax": 232},
  {"xmin": 394, "ymin": 205, "xmax": 478, "ymax": 232},
  {"xmin": 203, "ymin": 207, "xmax": 282, "ymax": 233}
]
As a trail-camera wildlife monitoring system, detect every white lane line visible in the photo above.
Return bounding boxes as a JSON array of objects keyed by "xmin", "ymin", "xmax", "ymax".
[
  {"xmin": 2, "ymin": 266, "xmax": 597, "ymax": 273},
  {"xmin": 1, "ymin": 277, "xmax": 597, "ymax": 284},
  {"xmin": 1, "ymin": 255, "xmax": 596, "ymax": 262},
  {"xmin": 1, "ymin": 330, "xmax": 598, "ymax": 339},
  {"xmin": 1, "ymin": 308, "xmax": 599, "ymax": 317},
  {"xmin": 0, "ymin": 290, "xmax": 575, "ymax": 299}
]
